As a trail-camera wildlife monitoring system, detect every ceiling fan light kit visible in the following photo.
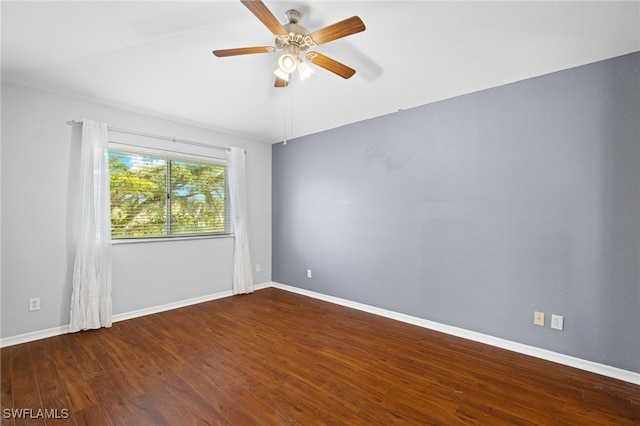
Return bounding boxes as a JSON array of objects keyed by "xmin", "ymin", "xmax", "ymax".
[
  {"xmin": 212, "ymin": 0, "xmax": 366, "ymax": 88},
  {"xmin": 278, "ymin": 52, "xmax": 298, "ymax": 74},
  {"xmin": 274, "ymin": 67, "xmax": 290, "ymax": 82},
  {"xmin": 297, "ymin": 60, "xmax": 315, "ymax": 81}
]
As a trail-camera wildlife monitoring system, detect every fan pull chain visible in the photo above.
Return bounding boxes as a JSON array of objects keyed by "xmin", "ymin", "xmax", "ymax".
[
  {"xmin": 282, "ymin": 88, "xmax": 294, "ymax": 146},
  {"xmin": 283, "ymin": 111, "xmax": 287, "ymax": 145},
  {"xmin": 289, "ymin": 90, "xmax": 294, "ymax": 144}
]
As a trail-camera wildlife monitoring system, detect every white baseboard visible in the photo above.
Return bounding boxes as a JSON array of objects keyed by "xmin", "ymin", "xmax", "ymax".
[
  {"xmin": 0, "ymin": 325, "xmax": 71, "ymax": 348},
  {"xmin": 3, "ymin": 281, "xmax": 638, "ymax": 385},
  {"xmin": 111, "ymin": 290, "xmax": 234, "ymax": 323},
  {"xmin": 269, "ymin": 282, "xmax": 640, "ymax": 385},
  {"xmin": 1, "ymin": 282, "xmax": 275, "ymax": 348},
  {"xmin": 1, "ymin": 286, "xmax": 254, "ymax": 348}
]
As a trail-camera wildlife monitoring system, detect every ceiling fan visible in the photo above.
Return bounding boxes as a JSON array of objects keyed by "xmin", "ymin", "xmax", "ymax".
[{"xmin": 212, "ymin": 0, "xmax": 366, "ymax": 87}]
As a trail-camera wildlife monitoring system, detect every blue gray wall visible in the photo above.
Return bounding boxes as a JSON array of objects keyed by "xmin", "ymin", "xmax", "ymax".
[{"xmin": 272, "ymin": 52, "xmax": 639, "ymax": 372}]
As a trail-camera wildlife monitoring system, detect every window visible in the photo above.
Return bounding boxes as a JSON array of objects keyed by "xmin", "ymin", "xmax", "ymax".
[{"xmin": 109, "ymin": 148, "xmax": 228, "ymax": 239}]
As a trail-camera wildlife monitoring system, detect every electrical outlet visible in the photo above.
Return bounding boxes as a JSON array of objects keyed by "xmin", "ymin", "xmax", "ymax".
[
  {"xmin": 551, "ymin": 314, "xmax": 564, "ymax": 330},
  {"xmin": 307, "ymin": 269, "xmax": 312, "ymax": 278},
  {"xmin": 255, "ymin": 264, "xmax": 261, "ymax": 272},
  {"xmin": 29, "ymin": 298, "xmax": 40, "ymax": 312},
  {"xmin": 534, "ymin": 311, "xmax": 545, "ymax": 326}
]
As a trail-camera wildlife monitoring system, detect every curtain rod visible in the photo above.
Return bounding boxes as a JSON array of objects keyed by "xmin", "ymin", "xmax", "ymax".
[{"xmin": 68, "ymin": 120, "xmax": 228, "ymax": 151}]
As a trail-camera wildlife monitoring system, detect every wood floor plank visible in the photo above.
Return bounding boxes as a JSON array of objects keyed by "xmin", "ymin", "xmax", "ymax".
[
  {"xmin": 84, "ymin": 372, "xmax": 151, "ymax": 425},
  {"xmin": 71, "ymin": 405, "xmax": 113, "ymax": 426},
  {"xmin": 47, "ymin": 337, "xmax": 98, "ymax": 413},
  {"xmin": 1, "ymin": 346, "xmax": 14, "ymax": 426},
  {"xmin": 9, "ymin": 345, "xmax": 45, "ymax": 425},
  {"xmin": 28, "ymin": 339, "xmax": 76, "ymax": 426},
  {"xmin": 2, "ymin": 287, "xmax": 639, "ymax": 425}
]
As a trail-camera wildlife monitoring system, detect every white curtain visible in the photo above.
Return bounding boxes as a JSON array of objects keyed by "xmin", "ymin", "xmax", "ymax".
[
  {"xmin": 69, "ymin": 119, "xmax": 113, "ymax": 332},
  {"xmin": 225, "ymin": 147, "xmax": 254, "ymax": 295}
]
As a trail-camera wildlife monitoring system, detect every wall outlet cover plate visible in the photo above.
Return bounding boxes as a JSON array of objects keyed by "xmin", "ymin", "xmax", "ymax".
[{"xmin": 551, "ymin": 314, "xmax": 564, "ymax": 330}]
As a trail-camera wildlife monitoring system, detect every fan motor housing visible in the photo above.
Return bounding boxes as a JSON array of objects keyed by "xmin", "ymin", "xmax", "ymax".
[
  {"xmin": 285, "ymin": 9, "xmax": 302, "ymax": 24},
  {"xmin": 275, "ymin": 10, "xmax": 315, "ymax": 51}
]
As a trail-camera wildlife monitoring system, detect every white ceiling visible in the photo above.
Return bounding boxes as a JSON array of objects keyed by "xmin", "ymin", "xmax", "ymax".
[{"xmin": 2, "ymin": 1, "xmax": 639, "ymax": 143}]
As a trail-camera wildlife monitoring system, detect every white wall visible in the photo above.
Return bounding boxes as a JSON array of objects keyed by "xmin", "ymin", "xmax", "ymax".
[{"xmin": 1, "ymin": 83, "xmax": 271, "ymax": 339}]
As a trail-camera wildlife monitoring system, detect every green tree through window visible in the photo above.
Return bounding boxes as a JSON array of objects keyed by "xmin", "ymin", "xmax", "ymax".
[{"xmin": 109, "ymin": 150, "xmax": 227, "ymax": 238}]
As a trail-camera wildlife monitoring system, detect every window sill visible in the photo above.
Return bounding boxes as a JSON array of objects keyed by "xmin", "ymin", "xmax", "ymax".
[{"xmin": 111, "ymin": 234, "xmax": 234, "ymax": 245}]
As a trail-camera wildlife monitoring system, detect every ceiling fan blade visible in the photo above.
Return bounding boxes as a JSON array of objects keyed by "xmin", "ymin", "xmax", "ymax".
[
  {"xmin": 274, "ymin": 76, "xmax": 289, "ymax": 88},
  {"xmin": 212, "ymin": 46, "xmax": 274, "ymax": 57},
  {"xmin": 241, "ymin": 0, "xmax": 288, "ymax": 36},
  {"xmin": 308, "ymin": 16, "xmax": 365, "ymax": 46},
  {"xmin": 307, "ymin": 52, "xmax": 356, "ymax": 79}
]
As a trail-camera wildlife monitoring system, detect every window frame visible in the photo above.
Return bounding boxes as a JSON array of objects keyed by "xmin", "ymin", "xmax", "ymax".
[{"xmin": 108, "ymin": 145, "xmax": 232, "ymax": 242}]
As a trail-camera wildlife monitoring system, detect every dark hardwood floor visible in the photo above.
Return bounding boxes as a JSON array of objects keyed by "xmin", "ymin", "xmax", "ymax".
[{"xmin": 2, "ymin": 287, "xmax": 639, "ymax": 425}]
